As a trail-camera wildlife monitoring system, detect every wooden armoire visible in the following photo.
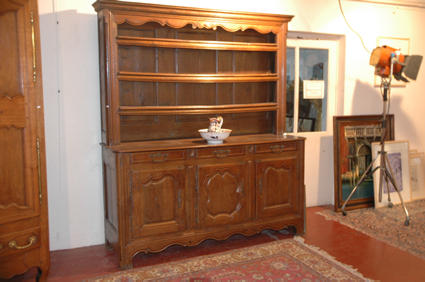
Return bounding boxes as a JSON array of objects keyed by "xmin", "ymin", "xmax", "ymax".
[
  {"xmin": 93, "ymin": 0, "xmax": 305, "ymax": 269},
  {"xmin": 0, "ymin": 0, "xmax": 50, "ymax": 280}
]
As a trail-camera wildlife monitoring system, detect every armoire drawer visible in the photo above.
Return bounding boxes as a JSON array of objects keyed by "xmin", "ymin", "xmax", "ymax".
[{"xmin": 0, "ymin": 229, "xmax": 40, "ymax": 258}]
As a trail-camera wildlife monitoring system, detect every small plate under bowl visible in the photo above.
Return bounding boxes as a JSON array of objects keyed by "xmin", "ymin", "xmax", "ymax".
[{"xmin": 198, "ymin": 128, "xmax": 232, "ymax": 144}]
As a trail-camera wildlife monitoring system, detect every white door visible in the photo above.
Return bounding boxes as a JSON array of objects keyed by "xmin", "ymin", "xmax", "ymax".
[{"xmin": 286, "ymin": 39, "xmax": 339, "ymax": 206}]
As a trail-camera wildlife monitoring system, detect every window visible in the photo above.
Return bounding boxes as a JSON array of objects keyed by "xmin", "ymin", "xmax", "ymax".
[{"xmin": 286, "ymin": 39, "xmax": 337, "ymax": 133}]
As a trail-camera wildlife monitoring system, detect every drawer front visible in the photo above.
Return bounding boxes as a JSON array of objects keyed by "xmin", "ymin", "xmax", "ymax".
[
  {"xmin": 0, "ymin": 229, "xmax": 40, "ymax": 258},
  {"xmin": 255, "ymin": 142, "xmax": 297, "ymax": 154},
  {"xmin": 131, "ymin": 150, "xmax": 185, "ymax": 164},
  {"xmin": 197, "ymin": 146, "xmax": 245, "ymax": 159}
]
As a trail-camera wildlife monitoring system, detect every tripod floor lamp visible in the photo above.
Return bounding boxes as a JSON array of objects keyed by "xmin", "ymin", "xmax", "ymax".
[{"xmin": 341, "ymin": 46, "xmax": 423, "ymax": 226}]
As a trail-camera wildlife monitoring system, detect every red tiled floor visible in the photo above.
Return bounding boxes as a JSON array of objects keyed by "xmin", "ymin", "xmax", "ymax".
[
  {"xmin": 304, "ymin": 206, "xmax": 425, "ymax": 282},
  {"xmin": 3, "ymin": 206, "xmax": 425, "ymax": 281}
]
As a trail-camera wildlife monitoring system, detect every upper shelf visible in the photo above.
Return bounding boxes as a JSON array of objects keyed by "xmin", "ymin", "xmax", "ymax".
[
  {"xmin": 117, "ymin": 36, "xmax": 278, "ymax": 52},
  {"xmin": 118, "ymin": 72, "xmax": 278, "ymax": 83}
]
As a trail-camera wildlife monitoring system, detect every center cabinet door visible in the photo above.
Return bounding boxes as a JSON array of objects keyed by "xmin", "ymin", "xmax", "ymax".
[
  {"xmin": 128, "ymin": 163, "xmax": 187, "ymax": 238},
  {"xmin": 197, "ymin": 160, "xmax": 252, "ymax": 228}
]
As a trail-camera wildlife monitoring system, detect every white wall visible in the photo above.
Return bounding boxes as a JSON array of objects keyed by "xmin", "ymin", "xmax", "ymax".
[
  {"xmin": 39, "ymin": 0, "xmax": 103, "ymax": 250},
  {"xmin": 38, "ymin": 0, "xmax": 425, "ymax": 250}
]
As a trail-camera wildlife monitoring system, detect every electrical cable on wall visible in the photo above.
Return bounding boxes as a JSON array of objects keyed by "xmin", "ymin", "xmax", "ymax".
[{"xmin": 338, "ymin": 0, "xmax": 370, "ymax": 53}]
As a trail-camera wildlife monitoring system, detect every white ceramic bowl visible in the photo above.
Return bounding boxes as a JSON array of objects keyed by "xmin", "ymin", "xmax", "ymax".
[{"xmin": 198, "ymin": 128, "xmax": 232, "ymax": 144}]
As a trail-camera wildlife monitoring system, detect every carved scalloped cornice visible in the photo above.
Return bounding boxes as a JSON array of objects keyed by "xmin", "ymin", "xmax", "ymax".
[
  {"xmin": 94, "ymin": 0, "xmax": 292, "ymax": 34},
  {"xmin": 114, "ymin": 15, "xmax": 282, "ymax": 34}
]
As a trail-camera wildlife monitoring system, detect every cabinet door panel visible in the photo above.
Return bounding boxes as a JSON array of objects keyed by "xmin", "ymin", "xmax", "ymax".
[
  {"xmin": 129, "ymin": 166, "xmax": 186, "ymax": 238},
  {"xmin": 256, "ymin": 155, "xmax": 299, "ymax": 218},
  {"xmin": 197, "ymin": 161, "xmax": 251, "ymax": 227}
]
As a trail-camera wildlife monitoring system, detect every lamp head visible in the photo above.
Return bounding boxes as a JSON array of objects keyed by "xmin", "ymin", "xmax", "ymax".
[{"xmin": 370, "ymin": 45, "xmax": 423, "ymax": 82}]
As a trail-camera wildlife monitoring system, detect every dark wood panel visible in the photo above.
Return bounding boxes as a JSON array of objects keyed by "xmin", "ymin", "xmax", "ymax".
[
  {"xmin": 119, "ymin": 82, "xmax": 275, "ymax": 107},
  {"xmin": 119, "ymin": 81, "xmax": 155, "ymax": 106},
  {"xmin": 177, "ymin": 49, "xmax": 216, "ymax": 73},
  {"xmin": 216, "ymin": 84, "xmax": 233, "ymax": 105},
  {"xmin": 157, "ymin": 48, "xmax": 175, "ymax": 73},
  {"xmin": 234, "ymin": 82, "xmax": 275, "ymax": 104},
  {"xmin": 119, "ymin": 112, "xmax": 274, "ymax": 142},
  {"xmin": 234, "ymin": 51, "xmax": 275, "ymax": 72},
  {"xmin": 118, "ymin": 47, "xmax": 275, "ymax": 74},
  {"xmin": 118, "ymin": 46, "xmax": 155, "ymax": 72},
  {"xmin": 176, "ymin": 83, "xmax": 216, "ymax": 106},
  {"xmin": 217, "ymin": 50, "xmax": 233, "ymax": 72}
]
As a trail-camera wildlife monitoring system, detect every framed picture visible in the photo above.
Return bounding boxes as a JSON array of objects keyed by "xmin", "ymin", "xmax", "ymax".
[
  {"xmin": 333, "ymin": 115, "xmax": 394, "ymax": 212},
  {"xmin": 374, "ymin": 36, "xmax": 410, "ymax": 87},
  {"xmin": 409, "ymin": 152, "xmax": 425, "ymax": 200},
  {"xmin": 371, "ymin": 140, "xmax": 411, "ymax": 208}
]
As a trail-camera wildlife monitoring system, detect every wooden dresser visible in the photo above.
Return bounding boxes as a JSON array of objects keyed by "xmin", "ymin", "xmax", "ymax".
[
  {"xmin": 0, "ymin": 0, "xmax": 50, "ymax": 280},
  {"xmin": 93, "ymin": 0, "xmax": 305, "ymax": 269}
]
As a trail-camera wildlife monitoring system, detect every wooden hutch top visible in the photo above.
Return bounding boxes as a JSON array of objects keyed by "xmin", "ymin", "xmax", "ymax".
[{"xmin": 93, "ymin": 0, "xmax": 301, "ymax": 152}]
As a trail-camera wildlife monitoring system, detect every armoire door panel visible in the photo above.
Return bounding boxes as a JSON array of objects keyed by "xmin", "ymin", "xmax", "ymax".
[
  {"xmin": 0, "ymin": 7, "xmax": 23, "ymax": 95},
  {"xmin": 0, "ymin": 0, "xmax": 49, "ymax": 279},
  {"xmin": 0, "ymin": 3, "xmax": 38, "ymax": 225},
  {"xmin": 0, "ymin": 127, "xmax": 38, "ymax": 224},
  {"xmin": 0, "ymin": 96, "xmax": 26, "ymax": 127},
  {"xmin": 129, "ymin": 166, "xmax": 186, "ymax": 238},
  {"xmin": 0, "ymin": 128, "xmax": 26, "ymax": 205}
]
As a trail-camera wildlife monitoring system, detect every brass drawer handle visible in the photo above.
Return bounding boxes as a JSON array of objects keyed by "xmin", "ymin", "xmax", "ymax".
[
  {"xmin": 213, "ymin": 149, "xmax": 230, "ymax": 158},
  {"xmin": 270, "ymin": 144, "xmax": 285, "ymax": 153},
  {"xmin": 8, "ymin": 236, "xmax": 37, "ymax": 250},
  {"xmin": 150, "ymin": 152, "xmax": 168, "ymax": 163}
]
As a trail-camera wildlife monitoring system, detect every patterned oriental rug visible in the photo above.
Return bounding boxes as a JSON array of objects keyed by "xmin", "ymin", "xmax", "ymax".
[
  {"xmin": 318, "ymin": 199, "xmax": 425, "ymax": 261},
  {"xmin": 89, "ymin": 237, "xmax": 368, "ymax": 281}
]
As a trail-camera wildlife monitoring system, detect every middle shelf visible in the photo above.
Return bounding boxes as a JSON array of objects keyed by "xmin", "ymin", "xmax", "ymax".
[
  {"xmin": 117, "ymin": 35, "xmax": 279, "ymax": 51},
  {"xmin": 119, "ymin": 102, "xmax": 278, "ymax": 115},
  {"xmin": 117, "ymin": 72, "xmax": 278, "ymax": 83}
]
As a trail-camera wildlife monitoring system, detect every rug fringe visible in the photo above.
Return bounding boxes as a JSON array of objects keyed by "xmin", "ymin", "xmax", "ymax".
[{"xmin": 294, "ymin": 236, "xmax": 373, "ymax": 281}]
